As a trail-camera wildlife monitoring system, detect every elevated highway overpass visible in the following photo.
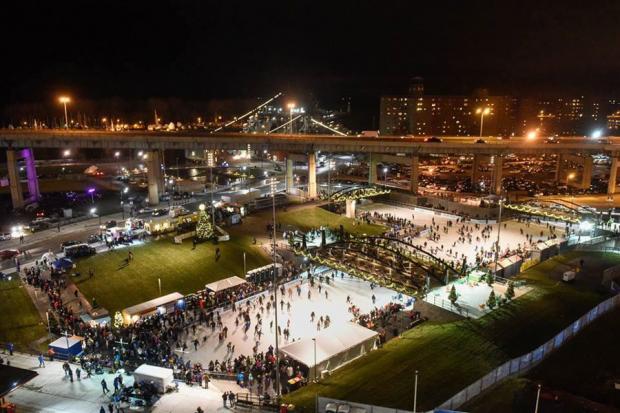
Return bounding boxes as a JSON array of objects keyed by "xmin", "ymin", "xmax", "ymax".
[
  {"xmin": 1, "ymin": 129, "xmax": 620, "ymax": 208},
  {"xmin": 1, "ymin": 129, "xmax": 620, "ymax": 156}
]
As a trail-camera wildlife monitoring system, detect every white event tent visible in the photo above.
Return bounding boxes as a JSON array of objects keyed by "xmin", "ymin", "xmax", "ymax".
[
  {"xmin": 280, "ymin": 322, "xmax": 378, "ymax": 379},
  {"xmin": 205, "ymin": 276, "xmax": 247, "ymax": 292}
]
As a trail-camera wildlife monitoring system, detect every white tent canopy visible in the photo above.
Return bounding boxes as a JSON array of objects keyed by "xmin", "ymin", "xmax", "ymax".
[
  {"xmin": 133, "ymin": 364, "xmax": 174, "ymax": 393},
  {"xmin": 205, "ymin": 276, "xmax": 247, "ymax": 292},
  {"xmin": 280, "ymin": 322, "xmax": 378, "ymax": 375},
  {"xmin": 122, "ymin": 292, "xmax": 184, "ymax": 324}
]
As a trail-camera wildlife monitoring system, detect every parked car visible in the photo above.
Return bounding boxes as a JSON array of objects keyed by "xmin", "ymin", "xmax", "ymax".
[
  {"xmin": 152, "ymin": 208, "xmax": 168, "ymax": 217},
  {"xmin": 424, "ymin": 136, "xmax": 443, "ymax": 143},
  {"xmin": 29, "ymin": 222, "xmax": 50, "ymax": 232},
  {"xmin": 0, "ymin": 249, "xmax": 20, "ymax": 260},
  {"xmin": 0, "ymin": 233, "xmax": 12, "ymax": 241},
  {"xmin": 64, "ymin": 244, "xmax": 96, "ymax": 258},
  {"xmin": 61, "ymin": 240, "xmax": 81, "ymax": 251}
]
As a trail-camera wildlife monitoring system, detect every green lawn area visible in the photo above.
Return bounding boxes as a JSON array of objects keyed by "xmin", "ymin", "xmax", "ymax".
[
  {"xmin": 464, "ymin": 306, "xmax": 620, "ymax": 412},
  {"xmin": 0, "ymin": 280, "xmax": 47, "ymax": 351},
  {"xmin": 284, "ymin": 252, "xmax": 620, "ymax": 411},
  {"xmin": 277, "ymin": 206, "xmax": 387, "ymax": 236},
  {"xmin": 73, "ymin": 233, "xmax": 269, "ymax": 313}
]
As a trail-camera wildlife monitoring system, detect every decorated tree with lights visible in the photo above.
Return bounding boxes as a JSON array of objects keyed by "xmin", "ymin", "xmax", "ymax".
[
  {"xmin": 196, "ymin": 204, "xmax": 214, "ymax": 240},
  {"xmin": 448, "ymin": 285, "xmax": 458, "ymax": 305},
  {"xmin": 113, "ymin": 311, "xmax": 124, "ymax": 329}
]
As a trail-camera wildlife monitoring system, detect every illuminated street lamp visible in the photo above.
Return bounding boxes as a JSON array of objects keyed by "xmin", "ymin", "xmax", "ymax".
[
  {"xmin": 87, "ymin": 187, "xmax": 96, "ymax": 204},
  {"xmin": 287, "ymin": 102, "xmax": 296, "ymax": 134},
  {"xmin": 475, "ymin": 107, "xmax": 491, "ymax": 137},
  {"xmin": 90, "ymin": 207, "xmax": 102, "ymax": 233},
  {"xmin": 383, "ymin": 166, "xmax": 389, "ymax": 183},
  {"xmin": 591, "ymin": 129, "xmax": 603, "ymax": 139},
  {"xmin": 114, "ymin": 151, "xmax": 121, "ymax": 159},
  {"xmin": 526, "ymin": 130, "xmax": 538, "ymax": 141},
  {"xmin": 58, "ymin": 96, "xmax": 71, "ymax": 129},
  {"xmin": 121, "ymin": 187, "xmax": 129, "ymax": 219},
  {"xmin": 63, "ymin": 149, "xmax": 71, "ymax": 158}
]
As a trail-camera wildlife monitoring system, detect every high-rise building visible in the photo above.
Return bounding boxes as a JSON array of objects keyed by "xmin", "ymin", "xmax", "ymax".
[
  {"xmin": 608, "ymin": 110, "xmax": 620, "ymax": 132},
  {"xmin": 518, "ymin": 97, "xmax": 620, "ymax": 136},
  {"xmin": 380, "ymin": 79, "xmax": 619, "ymax": 136},
  {"xmin": 408, "ymin": 95, "xmax": 517, "ymax": 136},
  {"xmin": 379, "ymin": 96, "xmax": 410, "ymax": 135}
]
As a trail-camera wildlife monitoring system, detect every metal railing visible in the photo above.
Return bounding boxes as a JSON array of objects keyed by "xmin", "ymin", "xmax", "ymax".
[{"xmin": 436, "ymin": 293, "xmax": 620, "ymax": 411}]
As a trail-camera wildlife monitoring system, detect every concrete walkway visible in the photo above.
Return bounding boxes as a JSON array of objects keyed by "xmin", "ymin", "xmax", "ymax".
[{"xmin": 3, "ymin": 351, "xmax": 238, "ymax": 413}]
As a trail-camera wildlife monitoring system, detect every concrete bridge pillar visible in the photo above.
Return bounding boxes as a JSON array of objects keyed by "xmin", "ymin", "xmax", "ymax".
[
  {"xmin": 21, "ymin": 148, "xmax": 40, "ymax": 202},
  {"xmin": 608, "ymin": 157, "xmax": 619, "ymax": 195},
  {"xmin": 471, "ymin": 154, "xmax": 482, "ymax": 184},
  {"xmin": 410, "ymin": 155, "xmax": 419, "ymax": 194},
  {"xmin": 6, "ymin": 149, "xmax": 24, "ymax": 209},
  {"xmin": 581, "ymin": 156, "xmax": 593, "ymax": 190},
  {"xmin": 554, "ymin": 154, "xmax": 564, "ymax": 183},
  {"xmin": 308, "ymin": 152, "xmax": 317, "ymax": 199},
  {"xmin": 147, "ymin": 149, "xmax": 162, "ymax": 205},
  {"xmin": 493, "ymin": 156, "xmax": 503, "ymax": 195},
  {"xmin": 369, "ymin": 153, "xmax": 378, "ymax": 185},
  {"xmin": 286, "ymin": 157, "xmax": 294, "ymax": 193},
  {"xmin": 345, "ymin": 199, "xmax": 356, "ymax": 219}
]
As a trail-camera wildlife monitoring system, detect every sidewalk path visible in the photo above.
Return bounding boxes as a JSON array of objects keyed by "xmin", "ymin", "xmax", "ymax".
[{"xmin": 3, "ymin": 351, "xmax": 234, "ymax": 413}]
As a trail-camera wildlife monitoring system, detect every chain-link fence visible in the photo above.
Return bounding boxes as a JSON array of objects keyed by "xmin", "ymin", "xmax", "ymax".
[{"xmin": 436, "ymin": 293, "xmax": 620, "ymax": 411}]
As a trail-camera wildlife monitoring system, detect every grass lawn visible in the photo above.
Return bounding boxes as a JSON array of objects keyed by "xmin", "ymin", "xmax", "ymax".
[
  {"xmin": 73, "ymin": 234, "xmax": 269, "ymax": 313},
  {"xmin": 277, "ymin": 206, "xmax": 386, "ymax": 236},
  {"xmin": 0, "ymin": 280, "xmax": 47, "ymax": 351},
  {"xmin": 464, "ymin": 306, "xmax": 620, "ymax": 412},
  {"xmin": 284, "ymin": 252, "xmax": 620, "ymax": 411}
]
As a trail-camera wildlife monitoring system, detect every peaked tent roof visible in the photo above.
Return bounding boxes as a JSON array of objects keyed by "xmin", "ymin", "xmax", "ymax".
[{"xmin": 280, "ymin": 322, "xmax": 378, "ymax": 367}]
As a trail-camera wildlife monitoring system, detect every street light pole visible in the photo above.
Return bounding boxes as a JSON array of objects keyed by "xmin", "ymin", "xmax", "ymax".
[
  {"xmin": 493, "ymin": 197, "xmax": 503, "ymax": 277},
  {"xmin": 287, "ymin": 103, "xmax": 296, "ymax": 134},
  {"xmin": 534, "ymin": 384, "xmax": 541, "ymax": 413},
  {"xmin": 327, "ymin": 156, "xmax": 332, "ymax": 211},
  {"xmin": 59, "ymin": 96, "xmax": 71, "ymax": 129},
  {"xmin": 413, "ymin": 370, "xmax": 419, "ymax": 413},
  {"xmin": 270, "ymin": 177, "xmax": 281, "ymax": 399},
  {"xmin": 312, "ymin": 337, "xmax": 317, "ymax": 382},
  {"xmin": 476, "ymin": 107, "xmax": 490, "ymax": 138},
  {"xmin": 121, "ymin": 187, "xmax": 128, "ymax": 220}
]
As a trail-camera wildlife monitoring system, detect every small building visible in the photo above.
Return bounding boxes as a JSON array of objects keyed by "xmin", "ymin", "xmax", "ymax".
[{"xmin": 121, "ymin": 292, "xmax": 184, "ymax": 324}]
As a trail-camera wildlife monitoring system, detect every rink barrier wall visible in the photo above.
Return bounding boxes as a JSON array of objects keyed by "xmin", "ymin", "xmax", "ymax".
[{"xmin": 436, "ymin": 293, "xmax": 620, "ymax": 411}]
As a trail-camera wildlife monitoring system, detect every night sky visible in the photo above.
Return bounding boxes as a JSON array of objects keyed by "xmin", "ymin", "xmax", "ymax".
[{"xmin": 3, "ymin": 1, "xmax": 620, "ymax": 109}]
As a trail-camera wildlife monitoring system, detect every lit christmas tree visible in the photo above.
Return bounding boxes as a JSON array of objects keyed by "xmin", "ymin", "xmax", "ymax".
[
  {"xmin": 113, "ymin": 311, "xmax": 124, "ymax": 329},
  {"xmin": 196, "ymin": 204, "xmax": 215, "ymax": 240}
]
